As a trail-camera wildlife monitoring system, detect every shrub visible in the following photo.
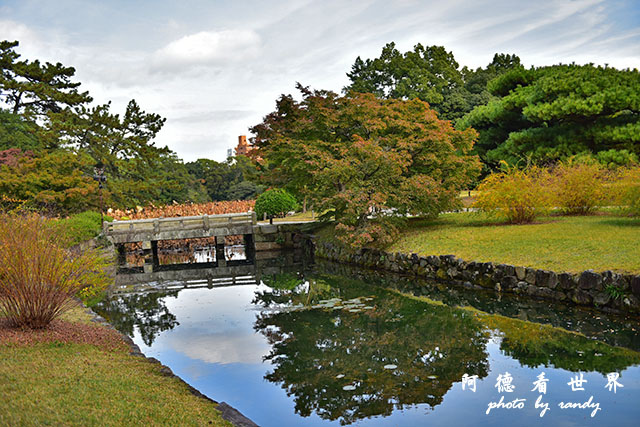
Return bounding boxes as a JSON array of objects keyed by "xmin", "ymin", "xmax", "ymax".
[
  {"xmin": 0, "ymin": 214, "xmax": 110, "ymax": 328},
  {"xmin": 474, "ymin": 164, "xmax": 551, "ymax": 224},
  {"xmin": 254, "ymin": 189, "xmax": 298, "ymax": 224},
  {"xmin": 551, "ymin": 162, "xmax": 605, "ymax": 215},
  {"xmin": 616, "ymin": 167, "xmax": 640, "ymax": 216},
  {"xmin": 596, "ymin": 149, "xmax": 638, "ymax": 169},
  {"xmin": 53, "ymin": 211, "xmax": 113, "ymax": 247}
]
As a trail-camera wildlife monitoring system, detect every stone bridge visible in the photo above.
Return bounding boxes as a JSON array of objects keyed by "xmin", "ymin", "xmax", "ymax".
[{"xmin": 104, "ymin": 212, "xmax": 308, "ymax": 272}]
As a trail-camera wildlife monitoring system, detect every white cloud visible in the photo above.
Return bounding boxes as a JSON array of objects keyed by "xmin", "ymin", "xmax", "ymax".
[
  {"xmin": 152, "ymin": 29, "xmax": 261, "ymax": 72},
  {"xmin": 169, "ymin": 330, "xmax": 270, "ymax": 365},
  {"xmin": 0, "ymin": 19, "xmax": 37, "ymax": 45},
  {"xmin": 1, "ymin": 1, "xmax": 638, "ymax": 162}
]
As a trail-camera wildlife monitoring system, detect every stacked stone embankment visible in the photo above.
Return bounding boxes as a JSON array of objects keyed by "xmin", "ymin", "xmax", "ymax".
[{"xmin": 315, "ymin": 241, "xmax": 640, "ymax": 314}]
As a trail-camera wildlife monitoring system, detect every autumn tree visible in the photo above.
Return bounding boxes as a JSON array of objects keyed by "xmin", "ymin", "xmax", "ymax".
[
  {"xmin": 251, "ymin": 85, "xmax": 480, "ymax": 247},
  {"xmin": 459, "ymin": 64, "xmax": 640, "ymax": 168}
]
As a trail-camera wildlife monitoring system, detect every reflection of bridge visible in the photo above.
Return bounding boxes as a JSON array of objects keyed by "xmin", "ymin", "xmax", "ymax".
[
  {"xmin": 111, "ymin": 251, "xmax": 305, "ymax": 295},
  {"xmin": 112, "ymin": 264, "xmax": 259, "ymax": 295},
  {"xmin": 104, "ymin": 212, "xmax": 257, "ymax": 272}
]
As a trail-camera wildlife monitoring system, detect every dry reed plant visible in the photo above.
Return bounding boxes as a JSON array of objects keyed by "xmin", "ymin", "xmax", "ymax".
[{"xmin": 0, "ymin": 214, "xmax": 110, "ymax": 329}]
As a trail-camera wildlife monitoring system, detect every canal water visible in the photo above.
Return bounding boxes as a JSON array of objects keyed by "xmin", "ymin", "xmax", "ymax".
[{"xmin": 95, "ymin": 255, "xmax": 640, "ymax": 426}]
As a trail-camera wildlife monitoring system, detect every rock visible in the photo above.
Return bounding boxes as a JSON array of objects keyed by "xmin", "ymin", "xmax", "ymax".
[
  {"xmin": 535, "ymin": 270, "xmax": 558, "ymax": 289},
  {"xmin": 593, "ymin": 292, "xmax": 611, "ymax": 306},
  {"xmin": 500, "ymin": 275, "xmax": 518, "ymax": 290},
  {"xmin": 515, "ymin": 266, "xmax": 526, "ymax": 281},
  {"xmin": 427, "ymin": 255, "xmax": 441, "ymax": 267},
  {"xmin": 526, "ymin": 285, "xmax": 540, "ymax": 296},
  {"xmin": 623, "ymin": 294, "xmax": 640, "ymax": 312},
  {"xmin": 524, "ymin": 268, "xmax": 537, "ymax": 285},
  {"xmin": 630, "ymin": 276, "xmax": 640, "ymax": 297},
  {"xmin": 477, "ymin": 274, "xmax": 496, "ymax": 288},
  {"xmin": 217, "ymin": 402, "xmax": 259, "ymax": 427},
  {"xmin": 481, "ymin": 262, "xmax": 494, "ymax": 274},
  {"xmin": 440, "ymin": 254, "xmax": 457, "ymax": 265},
  {"xmin": 558, "ymin": 273, "xmax": 577, "ymax": 291},
  {"xmin": 498, "ymin": 264, "xmax": 516, "ymax": 277},
  {"xmin": 537, "ymin": 287, "xmax": 556, "ymax": 299},
  {"xmin": 571, "ymin": 290, "xmax": 593, "ymax": 305},
  {"xmin": 578, "ymin": 270, "xmax": 602, "ymax": 291}
]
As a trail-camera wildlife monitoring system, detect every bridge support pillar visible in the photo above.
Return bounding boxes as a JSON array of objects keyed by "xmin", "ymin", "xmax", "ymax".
[
  {"xmin": 151, "ymin": 240, "xmax": 159, "ymax": 267},
  {"xmin": 216, "ymin": 237, "xmax": 226, "ymax": 267},
  {"xmin": 116, "ymin": 244, "xmax": 127, "ymax": 266},
  {"xmin": 142, "ymin": 240, "xmax": 157, "ymax": 273},
  {"xmin": 244, "ymin": 234, "xmax": 255, "ymax": 261}
]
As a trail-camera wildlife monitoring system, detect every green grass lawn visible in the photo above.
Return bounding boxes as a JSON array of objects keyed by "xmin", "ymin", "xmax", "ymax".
[
  {"xmin": 258, "ymin": 210, "xmax": 320, "ymax": 223},
  {"xmin": 388, "ymin": 213, "xmax": 640, "ymax": 274},
  {"xmin": 0, "ymin": 306, "xmax": 230, "ymax": 426}
]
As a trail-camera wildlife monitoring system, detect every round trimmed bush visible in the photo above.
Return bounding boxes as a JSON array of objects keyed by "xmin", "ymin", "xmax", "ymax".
[{"xmin": 254, "ymin": 189, "xmax": 298, "ymax": 224}]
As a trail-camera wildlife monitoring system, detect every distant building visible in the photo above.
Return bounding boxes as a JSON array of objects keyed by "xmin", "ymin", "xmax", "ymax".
[
  {"xmin": 235, "ymin": 135, "xmax": 254, "ymax": 157},
  {"xmin": 227, "ymin": 148, "xmax": 233, "ymax": 159}
]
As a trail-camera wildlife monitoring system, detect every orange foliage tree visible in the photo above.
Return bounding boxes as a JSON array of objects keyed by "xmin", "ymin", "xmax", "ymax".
[
  {"xmin": 109, "ymin": 200, "xmax": 256, "ymax": 220},
  {"xmin": 251, "ymin": 85, "xmax": 480, "ymax": 247}
]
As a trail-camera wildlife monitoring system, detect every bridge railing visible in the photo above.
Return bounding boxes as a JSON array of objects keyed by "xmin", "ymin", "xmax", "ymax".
[{"xmin": 104, "ymin": 211, "xmax": 257, "ymax": 237}]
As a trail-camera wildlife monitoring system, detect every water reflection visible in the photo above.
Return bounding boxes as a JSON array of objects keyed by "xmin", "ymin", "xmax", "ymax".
[
  {"xmin": 96, "ymin": 255, "xmax": 640, "ymax": 426},
  {"xmin": 253, "ymin": 275, "xmax": 490, "ymax": 424},
  {"xmin": 98, "ymin": 290, "xmax": 179, "ymax": 346}
]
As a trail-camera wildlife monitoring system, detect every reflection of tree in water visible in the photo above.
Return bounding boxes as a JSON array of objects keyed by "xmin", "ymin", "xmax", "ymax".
[
  {"xmin": 255, "ymin": 272, "xmax": 337, "ymax": 308},
  {"xmin": 481, "ymin": 315, "xmax": 640, "ymax": 375},
  {"xmin": 253, "ymin": 275, "xmax": 489, "ymax": 425},
  {"xmin": 95, "ymin": 290, "xmax": 180, "ymax": 346}
]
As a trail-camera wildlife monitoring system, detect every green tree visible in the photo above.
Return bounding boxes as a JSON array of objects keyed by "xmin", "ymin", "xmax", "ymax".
[
  {"xmin": 345, "ymin": 43, "xmax": 520, "ymax": 121},
  {"xmin": 226, "ymin": 181, "xmax": 264, "ymax": 200},
  {"xmin": 0, "ymin": 40, "xmax": 91, "ymax": 117},
  {"xmin": 459, "ymin": 64, "xmax": 640, "ymax": 168},
  {"xmin": 186, "ymin": 158, "xmax": 234, "ymax": 201},
  {"xmin": 0, "ymin": 149, "xmax": 99, "ymax": 215},
  {"xmin": 254, "ymin": 188, "xmax": 298, "ymax": 224},
  {"xmin": 0, "ymin": 109, "xmax": 42, "ymax": 151},
  {"xmin": 186, "ymin": 155, "xmax": 262, "ymax": 201},
  {"xmin": 251, "ymin": 85, "xmax": 480, "ymax": 247}
]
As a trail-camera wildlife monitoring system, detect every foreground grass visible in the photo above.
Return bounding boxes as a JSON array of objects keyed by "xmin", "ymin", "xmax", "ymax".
[
  {"xmin": 388, "ymin": 213, "xmax": 640, "ymax": 274},
  {"xmin": 0, "ymin": 306, "xmax": 230, "ymax": 426}
]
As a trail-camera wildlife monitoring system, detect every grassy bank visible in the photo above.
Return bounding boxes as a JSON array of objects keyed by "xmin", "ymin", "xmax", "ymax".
[
  {"xmin": 388, "ymin": 213, "xmax": 640, "ymax": 274},
  {"xmin": 0, "ymin": 304, "xmax": 230, "ymax": 426}
]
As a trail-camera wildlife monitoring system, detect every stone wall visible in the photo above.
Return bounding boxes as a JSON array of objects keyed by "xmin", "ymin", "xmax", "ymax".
[
  {"xmin": 314, "ymin": 241, "xmax": 640, "ymax": 314},
  {"xmin": 253, "ymin": 223, "xmax": 306, "ymax": 252}
]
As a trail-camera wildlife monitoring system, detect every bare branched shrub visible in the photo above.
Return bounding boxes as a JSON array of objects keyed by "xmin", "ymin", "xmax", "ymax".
[{"xmin": 0, "ymin": 214, "xmax": 110, "ymax": 329}]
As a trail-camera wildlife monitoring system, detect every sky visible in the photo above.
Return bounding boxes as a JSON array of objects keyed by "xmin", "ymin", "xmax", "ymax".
[{"xmin": 1, "ymin": 0, "xmax": 639, "ymax": 162}]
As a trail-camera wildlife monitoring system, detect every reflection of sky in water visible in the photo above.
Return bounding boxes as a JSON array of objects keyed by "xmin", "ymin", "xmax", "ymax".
[
  {"xmin": 124, "ymin": 283, "xmax": 640, "ymax": 427},
  {"xmin": 133, "ymin": 285, "xmax": 270, "ymax": 364}
]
